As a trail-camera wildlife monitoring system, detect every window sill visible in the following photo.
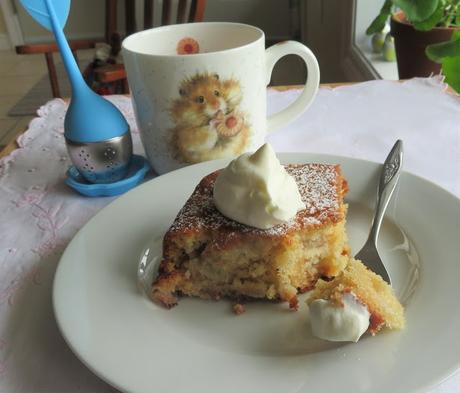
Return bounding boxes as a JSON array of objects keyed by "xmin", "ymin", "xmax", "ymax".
[{"xmin": 357, "ymin": 40, "xmax": 399, "ymax": 80}]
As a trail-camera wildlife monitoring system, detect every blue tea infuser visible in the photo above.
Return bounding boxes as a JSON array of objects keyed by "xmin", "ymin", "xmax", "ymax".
[{"xmin": 19, "ymin": 0, "xmax": 150, "ymax": 196}]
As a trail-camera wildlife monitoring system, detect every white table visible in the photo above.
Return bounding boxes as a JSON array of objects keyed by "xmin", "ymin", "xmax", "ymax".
[{"xmin": 0, "ymin": 77, "xmax": 459, "ymax": 392}]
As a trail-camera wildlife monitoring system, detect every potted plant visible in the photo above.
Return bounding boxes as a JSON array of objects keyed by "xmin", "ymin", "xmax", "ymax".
[{"xmin": 366, "ymin": 0, "xmax": 460, "ymax": 90}]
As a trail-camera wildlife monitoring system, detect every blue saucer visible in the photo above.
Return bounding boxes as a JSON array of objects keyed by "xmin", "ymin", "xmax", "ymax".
[{"xmin": 66, "ymin": 155, "xmax": 151, "ymax": 197}]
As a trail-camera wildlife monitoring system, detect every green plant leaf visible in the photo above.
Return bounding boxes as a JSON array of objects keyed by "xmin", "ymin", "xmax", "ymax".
[
  {"xmin": 442, "ymin": 55, "xmax": 460, "ymax": 92},
  {"xmin": 366, "ymin": 0, "xmax": 393, "ymax": 35},
  {"xmin": 394, "ymin": 0, "xmax": 439, "ymax": 22},
  {"xmin": 441, "ymin": 30, "xmax": 460, "ymax": 92},
  {"xmin": 412, "ymin": 3, "xmax": 444, "ymax": 30},
  {"xmin": 426, "ymin": 32, "xmax": 460, "ymax": 62}
]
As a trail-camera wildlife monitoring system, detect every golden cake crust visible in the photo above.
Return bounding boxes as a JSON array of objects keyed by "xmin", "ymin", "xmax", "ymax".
[{"xmin": 164, "ymin": 164, "xmax": 348, "ymax": 252}]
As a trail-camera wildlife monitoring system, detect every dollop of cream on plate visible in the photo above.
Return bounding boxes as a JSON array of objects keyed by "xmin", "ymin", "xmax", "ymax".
[{"xmin": 309, "ymin": 292, "xmax": 370, "ymax": 342}]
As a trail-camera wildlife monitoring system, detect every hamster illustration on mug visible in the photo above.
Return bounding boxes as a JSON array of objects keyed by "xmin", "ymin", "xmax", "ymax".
[{"xmin": 170, "ymin": 72, "xmax": 251, "ymax": 163}]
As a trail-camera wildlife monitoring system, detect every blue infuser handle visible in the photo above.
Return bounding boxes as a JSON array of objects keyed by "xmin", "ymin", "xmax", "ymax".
[{"xmin": 19, "ymin": 0, "xmax": 129, "ymax": 143}]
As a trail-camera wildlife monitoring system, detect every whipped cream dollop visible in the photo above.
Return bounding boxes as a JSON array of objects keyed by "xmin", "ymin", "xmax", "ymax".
[
  {"xmin": 309, "ymin": 293, "xmax": 370, "ymax": 342},
  {"xmin": 213, "ymin": 143, "xmax": 305, "ymax": 229}
]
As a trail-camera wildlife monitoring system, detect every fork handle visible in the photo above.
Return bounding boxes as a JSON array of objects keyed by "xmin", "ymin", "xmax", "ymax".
[{"xmin": 368, "ymin": 140, "xmax": 404, "ymax": 244}]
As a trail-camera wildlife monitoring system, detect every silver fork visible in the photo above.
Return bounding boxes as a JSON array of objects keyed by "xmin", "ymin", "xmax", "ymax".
[{"xmin": 354, "ymin": 140, "xmax": 403, "ymax": 286}]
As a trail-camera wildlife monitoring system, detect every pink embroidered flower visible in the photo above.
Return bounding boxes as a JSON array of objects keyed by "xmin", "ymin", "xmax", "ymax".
[
  {"xmin": 13, "ymin": 189, "xmax": 69, "ymax": 259},
  {"xmin": 32, "ymin": 238, "xmax": 66, "ymax": 259},
  {"xmin": 14, "ymin": 186, "xmax": 46, "ymax": 208},
  {"xmin": 0, "ymin": 266, "xmax": 41, "ymax": 307}
]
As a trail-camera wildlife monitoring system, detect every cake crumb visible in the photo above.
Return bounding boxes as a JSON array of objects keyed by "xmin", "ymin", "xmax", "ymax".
[
  {"xmin": 232, "ymin": 303, "xmax": 245, "ymax": 315},
  {"xmin": 289, "ymin": 296, "xmax": 299, "ymax": 311},
  {"xmin": 151, "ymin": 290, "xmax": 178, "ymax": 309}
]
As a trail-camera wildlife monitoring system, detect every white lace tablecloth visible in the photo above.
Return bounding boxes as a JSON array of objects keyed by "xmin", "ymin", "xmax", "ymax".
[{"xmin": 0, "ymin": 77, "xmax": 459, "ymax": 393}]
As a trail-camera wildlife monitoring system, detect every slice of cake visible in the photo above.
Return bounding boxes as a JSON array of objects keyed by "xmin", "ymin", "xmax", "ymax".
[
  {"xmin": 307, "ymin": 258, "xmax": 405, "ymax": 339},
  {"xmin": 152, "ymin": 163, "xmax": 349, "ymax": 309}
]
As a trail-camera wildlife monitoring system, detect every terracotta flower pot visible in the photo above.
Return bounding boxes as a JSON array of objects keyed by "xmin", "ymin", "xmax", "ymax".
[{"xmin": 390, "ymin": 10, "xmax": 459, "ymax": 78}]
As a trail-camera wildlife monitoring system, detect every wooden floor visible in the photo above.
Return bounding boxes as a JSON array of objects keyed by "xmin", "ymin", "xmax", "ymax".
[
  {"xmin": 0, "ymin": 48, "xmax": 95, "ymax": 151},
  {"xmin": 0, "ymin": 49, "xmax": 45, "ymax": 149}
]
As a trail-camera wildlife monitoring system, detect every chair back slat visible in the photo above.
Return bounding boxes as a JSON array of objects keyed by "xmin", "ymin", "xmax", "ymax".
[
  {"xmin": 189, "ymin": 0, "xmax": 206, "ymax": 22},
  {"xmin": 176, "ymin": 0, "xmax": 188, "ymax": 23},
  {"xmin": 134, "ymin": 0, "xmax": 206, "ymax": 31},
  {"xmin": 144, "ymin": 0, "xmax": 153, "ymax": 29},
  {"xmin": 71, "ymin": 49, "xmax": 79, "ymax": 66},
  {"xmin": 105, "ymin": 0, "xmax": 118, "ymax": 42},
  {"xmin": 125, "ymin": 0, "xmax": 136, "ymax": 35},
  {"xmin": 44, "ymin": 52, "xmax": 60, "ymax": 98},
  {"xmin": 161, "ymin": 0, "xmax": 172, "ymax": 25}
]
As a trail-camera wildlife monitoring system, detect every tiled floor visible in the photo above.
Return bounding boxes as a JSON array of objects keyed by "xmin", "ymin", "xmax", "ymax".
[{"xmin": 0, "ymin": 48, "xmax": 95, "ymax": 150}]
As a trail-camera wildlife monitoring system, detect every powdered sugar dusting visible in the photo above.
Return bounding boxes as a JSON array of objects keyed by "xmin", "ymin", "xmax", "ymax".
[{"xmin": 169, "ymin": 164, "xmax": 345, "ymax": 238}]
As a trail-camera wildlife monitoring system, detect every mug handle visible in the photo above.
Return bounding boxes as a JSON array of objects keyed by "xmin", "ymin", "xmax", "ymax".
[{"xmin": 265, "ymin": 41, "xmax": 320, "ymax": 133}]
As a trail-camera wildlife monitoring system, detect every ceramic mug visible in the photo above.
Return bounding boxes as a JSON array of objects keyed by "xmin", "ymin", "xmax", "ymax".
[{"xmin": 122, "ymin": 22, "xmax": 320, "ymax": 174}]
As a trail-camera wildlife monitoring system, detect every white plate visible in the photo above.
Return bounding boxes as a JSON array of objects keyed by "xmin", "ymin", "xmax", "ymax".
[{"xmin": 53, "ymin": 153, "xmax": 460, "ymax": 393}]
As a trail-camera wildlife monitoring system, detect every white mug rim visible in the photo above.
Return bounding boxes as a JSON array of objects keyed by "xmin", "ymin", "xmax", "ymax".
[{"xmin": 122, "ymin": 22, "xmax": 265, "ymax": 58}]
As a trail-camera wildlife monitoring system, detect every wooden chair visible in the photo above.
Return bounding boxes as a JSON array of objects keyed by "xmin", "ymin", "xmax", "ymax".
[
  {"xmin": 15, "ymin": 40, "xmax": 96, "ymax": 98},
  {"xmin": 15, "ymin": 0, "xmax": 123, "ymax": 98},
  {"xmin": 94, "ymin": 0, "xmax": 207, "ymax": 94}
]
